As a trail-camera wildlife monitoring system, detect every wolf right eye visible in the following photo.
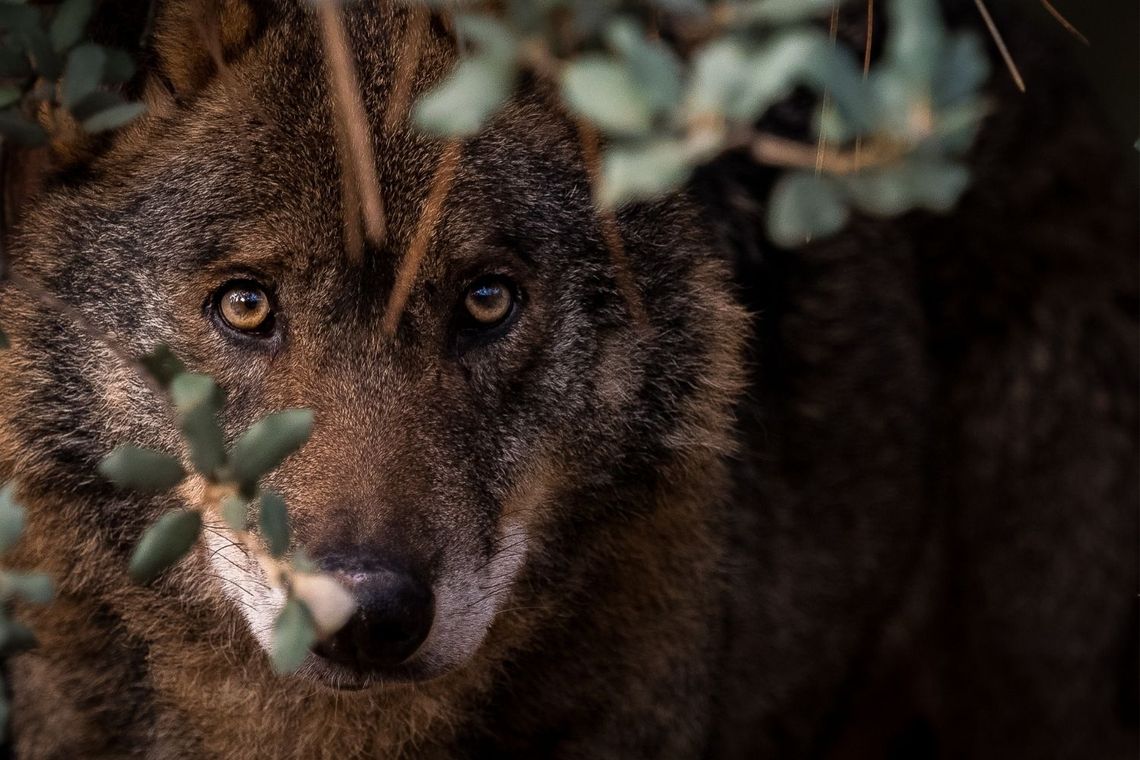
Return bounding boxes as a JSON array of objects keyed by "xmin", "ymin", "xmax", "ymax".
[{"xmin": 211, "ymin": 281, "xmax": 275, "ymax": 337}]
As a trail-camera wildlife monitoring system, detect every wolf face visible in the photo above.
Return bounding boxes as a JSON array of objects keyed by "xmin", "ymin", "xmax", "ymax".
[{"xmin": 0, "ymin": 0, "xmax": 745, "ymax": 690}]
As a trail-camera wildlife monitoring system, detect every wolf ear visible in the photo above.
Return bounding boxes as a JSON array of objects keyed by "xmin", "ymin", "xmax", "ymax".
[{"xmin": 147, "ymin": 0, "xmax": 263, "ymax": 100}]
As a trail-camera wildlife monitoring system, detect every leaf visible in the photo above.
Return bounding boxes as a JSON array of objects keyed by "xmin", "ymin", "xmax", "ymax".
[
  {"xmin": 220, "ymin": 494, "xmax": 248, "ymax": 533},
  {"xmin": 129, "ymin": 510, "xmax": 202, "ymax": 584},
  {"xmin": 61, "ymin": 44, "xmax": 105, "ymax": 110},
  {"xmin": 81, "ymin": 101, "xmax": 144, "ymax": 133},
  {"xmin": 933, "ymin": 31, "xmax": 990, "ymax": 108},
  {"xmin": 99, "ymin": 445, "xmax": 186, "ymax": 492},
  {"xmin": 0, "ymin": 485, "xmax": 25, "ymax": 554},
  {"xmin": 0, "ymin": 110, "xmax": 47, "ymax": 146},
  {"xmin": 562, "ymin": 56, "xmax": 653, "ymax": 136},
  {"xmin": 49, "ymin": 0, "xmax": 94, "ymax": 52},
  {"xmin": 7, "ymin": 572, "xmax": 52, "ymax": 604},
  {"xmin": 841, "ymin": 160, "xmax": 971, "ymax": 216},
  {"xmin": 19, "ymin": 26, "xmax": 61, "ymax": 80},
  {"xmin": 767, "ymin": 171, "xmax": 850, "ymax": 248},
  {"xmin": 605, "ymin": 18, "xmax": 683, "ymax": 115},
  {"xmin": 102, "ymin": 47, "xmax": 135, "ymax": 84},
  {"xmin": 271, "ymin": 597, "xmax": 316, "ymax": 673},
  {"xmin": 413, "ymin": 56, "xmax": 515, "ymax": 137},
  {"xmin": 600, "ymin": 139, "xmax": 694, "ymax": 208},
  {"xmin": 0, "ymin": 618, "xmax": 37, "ymax": 657},
  {"xmin": 170, "ymin": 374, "xmax": 226, "ymax": 478},
  {"xmin": 229, "ymin": 409, "xmax": 313, "ymax": 489},
  {"xmin": 258, "ymin": 490, "xmax": 290, "ymax": 558},
  {"xmin": 292, "ymin": 572, "xmax": 355, "ymax": 637},
  {"xmin": 0, "ymin": 88, "xmax": 21, "ymax": 110},
  {"xmin": 139, "ymin": 344, "xmax": 186, "ymax": 388}
]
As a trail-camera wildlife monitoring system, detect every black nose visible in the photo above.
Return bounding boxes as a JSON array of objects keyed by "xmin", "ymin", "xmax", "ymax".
[{"xmin": 313, "ymin": 563, "xmax": 434, "ymax": 672}]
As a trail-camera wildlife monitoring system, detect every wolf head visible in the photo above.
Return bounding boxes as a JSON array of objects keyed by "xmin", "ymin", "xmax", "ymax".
[{"xmin": 0, "ymin": 0, "xmax": 746, "ymax": 688}]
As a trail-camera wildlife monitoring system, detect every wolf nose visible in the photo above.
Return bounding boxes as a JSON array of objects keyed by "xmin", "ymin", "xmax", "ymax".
[{"xmin": 313, "ymin": 565, "xmax": 434, "ymax": 671}]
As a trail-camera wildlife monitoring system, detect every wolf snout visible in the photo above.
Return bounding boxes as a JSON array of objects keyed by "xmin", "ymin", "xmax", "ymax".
[{"xmin": 312, "ymin": 561, "xmax": 435, "ymax": 672}]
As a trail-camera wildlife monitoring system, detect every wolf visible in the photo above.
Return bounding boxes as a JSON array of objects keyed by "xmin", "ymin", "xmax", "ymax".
[{"xmin": 0, "ymin": 0, "xmax": 1134, "ymax": 757}]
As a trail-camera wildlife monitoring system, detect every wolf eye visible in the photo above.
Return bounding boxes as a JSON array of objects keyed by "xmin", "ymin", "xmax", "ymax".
[
  {"xmin": 214, "ymin": 281, "xmax": 274, "ymax": 335},
  {"xmin": 463, "ymin": 277, "xmax": 514, "ymax": 327}
]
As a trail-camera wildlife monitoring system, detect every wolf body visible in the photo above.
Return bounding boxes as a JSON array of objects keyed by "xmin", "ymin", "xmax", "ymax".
[{"xmin": 0, "ymin": 1, "xmax": 1135, "ymax": 758}]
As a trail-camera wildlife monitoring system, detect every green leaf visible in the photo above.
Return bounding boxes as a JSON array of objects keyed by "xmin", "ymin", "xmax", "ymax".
[
  {"xmin": 258, "ymin": 490, "xmax": 290, "ymax": 558},
  {"xmin": 841, "ymin": 159, "xmax": 971, "ymax": 216},
  {"xmin": 0, "ymin": 109, "xmax": 47, "ymax": 146},
  {"xmin": 139, "ymin": 344, "xmax": 186, "ymax": 388},
  {"xmin": 220, "ymin": 494, "xmax": 248, "ymax": 533},
  {"xmin": 933, "ymin": 31, "xmax": 990, "ymax": 108},
  {"xmin": 7, "ymin": 572, "xmax": 52, "ymax": 604},
  {"xmin": 0, "ymin": 484, "xmax": 25, "ymax": 554},
  {"xmin": 49, "ymin": 0, "xmax": 94, "ymax": 52},
  {"xmin": 271, "ymin": 597, "xmax": 316, "ymax": 673},
  {"xmin": 19, "ymin": 26, "xmax": 61, "ymax": 80},
  {"xmin": 562, "ymin": 56, "xmax": 653, "ymax": 136},
  {"xmin": 600, "ymin": 139, "xmax": 694, "ymax": 208},
  {"xmin": 81, "ymin": 100, "xmax": 144, "ymax": 133},
  {"xmin": 0, "ymin": 88, "xmax": 21, "ymax": 110},
  {"xmin": 99, "ymin": 445, "xmax": 186, "ymax": 492},
  {"xmin": 605, "ymin": 18, "xmax": 683, "ymax": 115},
  {"xmin": 413, "ymin": 56, "xmax": 515, "ymax": 137},
  {"xmin": 102, "ymin": 47, "xmax": 135, "ymax": 84},
  {"xmin": 170, "ymin": 374, "xmax": 226, "ymax": 478},
  {"xmin": 61, "ymin": 43, "xmax": 105, "ymax": 110},
  {"xmin": 767, "ymin": 171, "xmax": 850, "ymax": 248},
  {"xmin": 229, "ymin": 409, "xmax": 313, "ymax": 489},
  {"xmin": 129, "ymin": 510, "xmax": 202, "ymax": 584}
]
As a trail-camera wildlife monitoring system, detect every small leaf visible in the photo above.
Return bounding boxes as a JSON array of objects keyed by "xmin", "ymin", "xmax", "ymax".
[
  {"xmin": 258, "ymin": 490, "xmax": 290, "ymax": 558},
  {"xmin": 0, "ymin": 618, "xmax": 37, "ymax": 656},
  {"xmin": 413, "ymin": 57, "xmax": 515, "ymax": 137},
  {"xmin": 61, "ymin": 44, "xmax": 105, "ymax": 111},
  {"xmin": 292, "ymin": 572, "xmax": 355, "ymax": 637},
  {"xmin": 102, "ymin": 47, "xmax": 135, "ymax": 83},
  {"xmin": 229, "ymin": 409, "xmax": 314, "ymax": 488},
  {"xmin": 0, "ymin": 110, "xmax": 47, "ymax": 146},
  {"xmin": 20, "ymin": 26, "xmax": 61, "ymax": 80},
  {"xmin": 7, "ymin": 572, "xmax": 52, "ymax": 604},
  {"xmin": 49, "ymin": 0, "xmax": 94, "ymax": 52},
  {"xmin": 0, "ymin": 88, "xmax": 21, "ymax": 110},
  {"xmin": 841, "ymin": 160, "xmax": 971, "ymax": 216},
  {"xmin": 600, "ymin": 139, "xmax": 694, "ymax": 208},
  {"xmin": 99, "ymin": 445, "xmax": 186, "ymax": 492},
  {"xmin": 0, "ymin": 485, "xmax": 25, "ymax": 554},
  {"xmin": 220, "ymin": 494, "xmax": 248, "ymax": 533},
  {"xmin": 271, "ymin": 597, "xmax": 316, "ymax": 673},
  {"xmin": 605, "ymin": 18, "xmax": 683, "ymax": 115},
  {"xmin": 129, "ymin": 510, "xmax": 202, "ymax": 584},
  {"xmin": 81, "ymin": 101, "xmax": 144, "ymax": 133},
  {"xmin": 562, "ymin": 56, "xmax": 653, "ymax": 136},
  {"xmin": 139, "ymin": 345, "xmax": 186, "ymax": 388},
  {"xmin": 767, "ymin": 172, "xmax": 850, "ymax": 248},
  {"xmin": 170, "ymin": 374, "xmax": 226, "ymax": 478}
]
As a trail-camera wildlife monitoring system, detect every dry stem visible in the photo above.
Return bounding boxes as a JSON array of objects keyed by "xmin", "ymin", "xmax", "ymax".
[{"xmin": 974, "ymin": 0, "xmax": 1026, "ymax": 92}]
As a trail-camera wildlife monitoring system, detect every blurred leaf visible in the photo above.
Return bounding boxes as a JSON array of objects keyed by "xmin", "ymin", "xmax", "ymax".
[
  {"xmin": 0, "ymin": 109, "xmax": 47, "ymax": 146},
  {"xmin": 0, "ymin": 484, "xmax": 25, "ymax": 554},
  {"xmin": 21, "ymin": 26, "xmax": 61, "ymax": 80},
  {"xmin": 7, "ymin": 572, "xmax": 52, "ymax": 604},
  {"xmin": 0, "ymin": 618, "xmax": 37, "ymax": 657},
  {"xmin": 600, "ymin": 138, "xmax": 693, "ymax": 208},
  {"xmin": 258, "ymin": 490, "xmax": 290, "ymax": 558},
  {"xmin": 81, "ymin": 101, "xmax": 144, "ymax": 133},
  {"xmin": 730, "ymin": 0, "xmax": 838, "ymax": 24},
  {"xmin": 70, "ymin": 90, "xmax": 124, "ymax": 121},
  {"xmin": 562, "ymin": 56, "xmax": 653, "ymax": 136},
  {"xmin": 102, "ymin": 47, "xmax": 135, "ymax": 84},
  {"xmin": 229, "ymin": 409, "xmax": 313, "ymax": 489},
  {"xmin": 129, "ymin": 510, "xmax": 202, "ymax": 584},
  {"xmin": 933, "ymin": 31, "xmax": 990, "ymax": 108},
  {"xmin": 291, "ymin": 548, "xmax": 317, "ymax": 574},
  {"xmin": 0, "ymin": 88, "xmax": 21, "ymax": 110},
  {"xmin": 292, "ymin": 572, "xmax": 355, "ymax": 637},
  {"xmin": 220, "ymin": 494, "xmax": 248, "ymax": 533},
  {"xmin": 271, "ymin": 597, "xmax": 316, "ymax": 673},
  {"xmin": 139, "ymin": 345, "xmax": 186, "ymax": 388},
  {"xmin": 414, "ymin": 56, "xmax": 515, "ymax": 137},
  {"xmin": 99, "ymin": 445, "xmax": 186, "ymax": 492},
  {"xmin": 170, "ymin": 374, "xmax": 226, "ymax": 478},
  {"xmin": 606, "ymin": 18, "xmax": 683, "ymax": 115},
  {"xmin": 49, "ymin": 0, "xmax": 94, "ymax": 52},
  {"xmin": 841, "ymin": 159, "xmax": 971, "ymax": 216},
  {"xmin": 882, "ymin": 0, "xmax": 944, "ymax": 89},
  {"xmin": 767, "ymin": 171, "xmax": 849, "ymax": 248},
  {"xmin": 61, "ymin": 43, "xmax": 105, "ymax": 110}
]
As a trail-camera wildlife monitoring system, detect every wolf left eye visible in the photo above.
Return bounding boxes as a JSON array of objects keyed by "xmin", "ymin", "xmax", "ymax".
[
  {"xmin": 212, "ymin": 281, "xmax": 275, "ymax": 336},
  {"xmin": 463, "ymin": 277, "xmax": 515, "ymax": 327}
]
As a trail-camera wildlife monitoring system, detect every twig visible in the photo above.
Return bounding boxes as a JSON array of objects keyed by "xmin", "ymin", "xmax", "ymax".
[
  {"xmin": 383, "ymin": 4, "xmax": 430, "ymax": 134},
  {"xmin": 752, "ymin": 133, "xmax": 907, "ymax": 175},
  {"xmin": 974, "ymin": 0, "xmax": 1026, "ymax": 93},
  {"xmin": 317, "ymin": 0, "xmax": 387, "ymax": 255},
  {"xmin": 574, "ymin": 119, "xmax": 648, "ymax": 327},
  {"xmin": 1039, "ymin": 0, "xmax": 1088, "ymax": 46},
  {"xmin": 381, "ymin": 140, "xmax": 464, "ymax": 336},
  {"xmin": 863, "ymin": 0, "xmax": 874, "ymax": 78}
]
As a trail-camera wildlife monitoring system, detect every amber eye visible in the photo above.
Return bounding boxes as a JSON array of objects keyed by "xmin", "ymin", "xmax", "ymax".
[
  {"xmin": 463, "ymin": 277, "xmax": 514, "ymax": 326},
  {"xmin": 215, "ymin": 282, "xmax": 273, "ymax": 334}
]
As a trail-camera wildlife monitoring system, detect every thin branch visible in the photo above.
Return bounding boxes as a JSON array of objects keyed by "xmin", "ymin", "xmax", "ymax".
[
  {"xmin": 974, "ymin": 0, "xmax": 1026, "ymax": 93},
  {"xmin": 863, "ymin": 0, "xmax": 874, "ymax": 78},
  {"xmin": 575, "ymin": 119, "xmax": 648, "ymax": 328},
  {"xmin": 752, "ymin": 133, "xmax": 907, "ymax": 175},
  {"xmin": 381, "ymin": 140, "xmax": 464, "ymax": 336},
  {"xmin": 1039, "ymin": 0, "xmax": 1088, "ymax": 46},
  {"xmin": 384, "ymin": 4, "xmax": 430, "ymax": 134},
  {"xmin": 317, "ymin": 0, "xmax": 388, "ymax": 255}
]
